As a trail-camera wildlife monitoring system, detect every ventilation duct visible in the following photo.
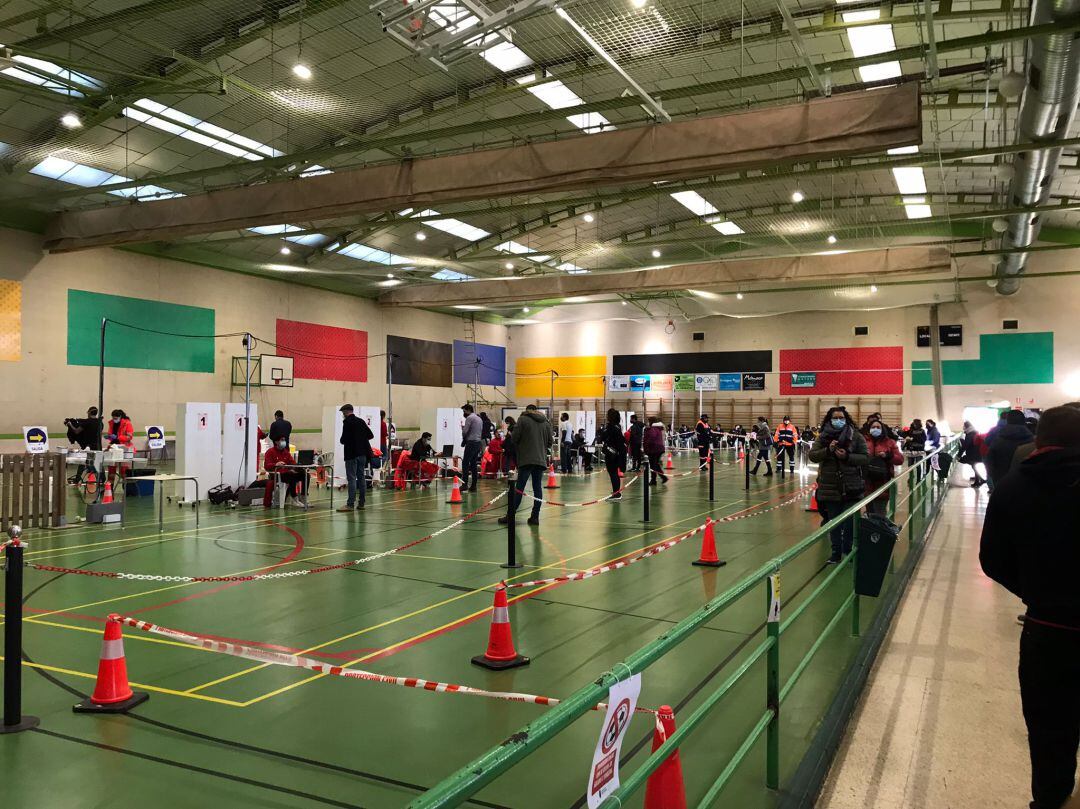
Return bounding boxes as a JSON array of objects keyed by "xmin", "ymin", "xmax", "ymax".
[{"xmin": 996, "ymin": 0, "xmax": 1080, "ymax": 294}]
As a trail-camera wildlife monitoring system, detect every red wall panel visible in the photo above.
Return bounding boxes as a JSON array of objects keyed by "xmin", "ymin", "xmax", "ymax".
[
  {"xmin": 275, "ymin": 318, "xmax": 368, "ymax": 382},
  {"xmin": 779, "ymin": 346, "xmax": 904, "ymax": 395}
]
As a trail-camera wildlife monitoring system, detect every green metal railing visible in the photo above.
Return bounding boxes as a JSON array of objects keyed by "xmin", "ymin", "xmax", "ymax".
[{"xmin": 411, "ymin": 440, "xmax": 959, "ymax": 809}]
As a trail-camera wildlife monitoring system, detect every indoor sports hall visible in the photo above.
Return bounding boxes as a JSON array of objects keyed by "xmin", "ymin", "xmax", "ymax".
[{"xmin": 1, "ymin": 1, "xmax": 1079, "ymax": 808}]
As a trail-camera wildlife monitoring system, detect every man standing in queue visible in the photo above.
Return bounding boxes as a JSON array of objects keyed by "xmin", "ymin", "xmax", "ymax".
[
  {"xmin": 460, "ymin": 403, "xmax": 484, "ymax": 493},
  {"xmin": 337, "ymin": 404, "xmax": 373, "ymax": 512},
  {"xmin": 499, "ymin": 404, "xmax": 552, "ymax": 526},
  {"xmin": 695, "ymin": 414, "xmax": 713, "ymax": 469}
]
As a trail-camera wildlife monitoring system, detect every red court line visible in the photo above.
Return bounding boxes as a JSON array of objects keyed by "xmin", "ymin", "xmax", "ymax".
[{"xmin": 126, "ymin": 524, "xmax": 306, "ymax": 615}]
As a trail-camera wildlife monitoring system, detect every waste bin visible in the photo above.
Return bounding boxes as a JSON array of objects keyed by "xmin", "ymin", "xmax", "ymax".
[{"xmin": 854, "ymin": 514, "xmax": 900, "ymax": 597}]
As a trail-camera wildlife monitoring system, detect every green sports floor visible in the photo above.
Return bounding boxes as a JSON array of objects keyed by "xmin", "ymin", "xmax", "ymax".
[{"xmin": 0, "ymin": 451, "xmax": 930, "ymax": 808}]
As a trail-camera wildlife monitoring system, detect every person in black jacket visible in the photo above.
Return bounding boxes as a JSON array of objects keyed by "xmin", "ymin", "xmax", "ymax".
[
  {"xmin": 336, "ymin": 404, "xmax": 373, "ymax": 511},
  {"xmin": 268, "ymin": 410, "xmax": 292, "ymax": 444},
  {"xmin": 980, "ymin": 405, "xmax": 1080, "ymax": 809},
  {"xmin": 809, "ymin": 407, "xmax": 869, "ymax": 563},
  {"xmin": 600, "ymin": 409, "xmax": 627, "ymax": 498},
  {"xmin": 984, "ymin": 409, "xmax": 1034, "ymax": 491},
  {"xmin": 695, "ymin": 414, "xmax": 713, "ymax": 468},
  {"xmin": 628, "ymin": 414, "xmax": 644, "ymax": 472}
]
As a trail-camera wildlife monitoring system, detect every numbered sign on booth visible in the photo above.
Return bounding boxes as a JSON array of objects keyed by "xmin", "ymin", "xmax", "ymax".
[
  {"xmin": 145, "ymin": 426, "xmax": 166, "ymax": 450},
  {"xmin": 23, "ymin": 426, "xmax": 48, "ymax": 454}
]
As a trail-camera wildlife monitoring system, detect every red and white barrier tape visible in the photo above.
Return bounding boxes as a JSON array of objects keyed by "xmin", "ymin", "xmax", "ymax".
[
  {"xmin": 27, "ymin": 490, "xmax": 508, "ymax": 583},
  {"xmin": 505, "ymin": 522, "xmax": 709, "ymax": 589},
  {"xmin": 515, "ymin": 474, "xmax": 640, "ymax": 507},
  {"xmin": 506, "ymin": 486, "xmax": 812, "ymax": 590},
  {"xmin": 114, "ymin": 614, "xmax": 655, "ymax": 714}
]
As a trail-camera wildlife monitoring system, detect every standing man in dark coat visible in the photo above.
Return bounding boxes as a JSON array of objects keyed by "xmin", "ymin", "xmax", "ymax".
[
  {"xmin": 337, "ymin": 404, "xmax": 373, "ymax": 511},
  {"xmin": 268, "ymin": 410, "xmax": 292, "ymax": 445},
  {"xmin": 985, "ymin": 409, "xmax": 1034, "ymax": 490},
  {"xmin": 980, "ymin": 405, "xmax": 1080, "ymax": 809}
]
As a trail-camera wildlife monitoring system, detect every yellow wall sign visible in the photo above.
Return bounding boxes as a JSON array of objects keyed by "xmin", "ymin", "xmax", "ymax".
[
  {"xmin": 0, "ymin": 279, "xmax": 22, "ymax": 362},
  {"xmin": 515, "ymin": 356, "xmax": 607, "ymax": 398}
]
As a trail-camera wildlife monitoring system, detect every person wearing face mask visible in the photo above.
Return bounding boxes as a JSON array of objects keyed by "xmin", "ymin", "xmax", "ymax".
[
  {"xmin": 263, "ymin": 437, "xmax": 309, "ymax": 508},
  {"xmin": 903, "ymin": 418, "xmax": 929, "ymax": 482},
  {"xmin": 810, "ymin": 407, "xmax": 869, "ymax": 563},
  {"xmin": 864, "ymin": 419, "xmax": 903, "ymax": 516},
  {"xmin": 773, "ymin": 416, "xmax": 800, "ymax": 476},
  {"xmin": 750, "ymin": 416, "xmax": 773, "ymax": 476}
]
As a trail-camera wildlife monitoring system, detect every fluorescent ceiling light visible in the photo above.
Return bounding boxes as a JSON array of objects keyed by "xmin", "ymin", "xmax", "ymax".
[
  {"xmin": 711, "ymin": 220, "xmax": 745, "ymax": 236},
  {"xmin": 688, "ymin": 289, "xmax": 719, "ymax": 300},
  {"xmin": 291, "ymin": 63, "xmax": 312, "ymax": 79},
  {"xmin": 669, "ymin": 190, "xmax": 719, "ymax": 217},
  {"xmin": 453, "ymin": 304, "xmax": 486, "ymax": 310},
  {"xmin": 892, "ymin": 166, "xmax": 927, "ymax": 195},
  {"xmin": 888, "ymin": 145, "xmax": 919, "ymax": 155},
  {"xmin": 563, "ymin": 296, "xmax": 590, "ymax": 303},
  {"xmin": 431, "ymin": 269, "xmax": 474, "ymax": 281},
  {"xmin": 30, "ymin": 156, "xmax": 183, "ymax": 201},
  {"xmin": 378, "ymin": 278, "xmax": 403, "ymax": 287},
  {"xmin": 337, "ymin": 243, "xmax": 411, "ymax": 265},
  {"xmin": 507, "ymin": 318, "xmax": 539, "ymax": 325}
]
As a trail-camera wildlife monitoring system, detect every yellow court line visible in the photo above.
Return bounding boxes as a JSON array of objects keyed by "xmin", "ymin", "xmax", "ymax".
[
  {"xmin": 11, "ymin": 614, "xmax": 222, "ymax": 654},
  {"xmin": 0, "ymin": 656, "xmax": 246, "ymax": 707},
  {"xmin": 195, "ymin": 497, "xmax": 749, "ymax": 700}
]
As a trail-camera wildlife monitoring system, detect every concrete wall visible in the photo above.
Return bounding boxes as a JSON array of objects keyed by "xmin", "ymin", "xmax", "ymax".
[
  {"xmin": 506, "ymin": 257, "xmax": 1080, "ymax": 429},
  {"xmin": 0, "ymin": 227, "xmax": 506, "ymax": 449}
]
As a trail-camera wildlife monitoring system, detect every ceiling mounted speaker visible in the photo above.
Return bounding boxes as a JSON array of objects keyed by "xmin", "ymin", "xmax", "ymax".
[
  {"xmin": 992, "ymin": 217, "xmax": 1009, "ymax": 233},
  {"xmin": 998, "ymin": 71, "xmax": 1025, "ymax": 100}
]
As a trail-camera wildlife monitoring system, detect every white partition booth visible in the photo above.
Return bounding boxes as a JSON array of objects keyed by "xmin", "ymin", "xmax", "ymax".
[
  {"xmin": 176, "ymin": 402, "xmax": 223, "ymax": 501},
  {"xmin": 574, "ymin": 410, "xmax": 597, "ymax": 443},
  {"xmin": 435, "ymin": 408, "xmax": 461, "ymax": 457},
  {"xmin": 222, "ymin": 402, "xmax": 258, "ymax": 489},
  {"xmin": 321, "ymin": 405, "xmax": 346, "ymax": 485},
  {"xmin": 358, "ymin": 406, "xmax": 381, "ymax": 483}
]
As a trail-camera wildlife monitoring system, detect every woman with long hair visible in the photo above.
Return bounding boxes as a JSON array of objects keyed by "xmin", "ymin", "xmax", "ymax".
[
  {"xmin": 809, "ymin": 406, "xmax": 869, "ymax": 563},
  {"xmin": 599, "ymin": 408, "xmax": 627, "ymax": 498}
]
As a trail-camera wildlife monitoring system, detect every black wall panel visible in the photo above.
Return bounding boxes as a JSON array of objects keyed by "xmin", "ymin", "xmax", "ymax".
[
  {"xmin": 387, "ymin": 335, "xmax": 452, "ymax": 387},
  {"xmin": 612, "ymin": 350, "xmax": 772, "ymax": 375}
]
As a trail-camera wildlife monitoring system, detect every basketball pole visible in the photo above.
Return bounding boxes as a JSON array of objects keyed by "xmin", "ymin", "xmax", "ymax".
[{"xmin": 242, "ymin": 333, "xmax": 251, "ymax": 486}]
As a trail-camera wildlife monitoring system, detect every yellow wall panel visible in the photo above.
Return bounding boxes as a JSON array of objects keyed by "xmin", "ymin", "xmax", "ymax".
[
  {"xmin": 0, "ymin": 280, "xmax": 21, "ymax": 362},
  {"xmin": 515, "ymin": 355, "xmax": 606, "ymax": 398}
]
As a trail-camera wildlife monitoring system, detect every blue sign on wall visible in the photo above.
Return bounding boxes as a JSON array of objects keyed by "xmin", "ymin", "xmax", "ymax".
[
  {"xmin": 718, "ymin": 373, "xmax": 742, "ymax": 391},
  {"xmin": 453, "ymin": 340, "xmax": 507, "ymax": 386},
  {"xmin": 630, "ymin": 375, "xmax": 651, "ymax": 391}
]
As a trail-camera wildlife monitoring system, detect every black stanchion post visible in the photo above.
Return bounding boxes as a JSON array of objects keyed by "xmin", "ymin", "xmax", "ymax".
[
  {"xmin": 501, "ymin": 474, "xmax": 521, "ymax": 569},
  {"xmin": 745, "ymin": 441, "xmax": 751, "ymax": 491},
  {"xmin": 2, "ymin": 526, "xmax": 40, "ymax": 734},
  {"xmin": 642, "ymin": 463, "xmax": 651, "ymax": 523}
]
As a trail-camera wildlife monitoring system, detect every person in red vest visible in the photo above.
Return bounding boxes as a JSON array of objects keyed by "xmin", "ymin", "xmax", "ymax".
[
  {"xmin": 105, "ymin": 409, "xmax": 134, "ymax": 448},
  {"xmin": 263, "ymin": 438, "xmax": 309, "ymax": 508}
]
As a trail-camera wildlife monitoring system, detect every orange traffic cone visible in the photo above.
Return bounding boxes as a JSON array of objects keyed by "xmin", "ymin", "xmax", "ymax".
[
  {"xmin": 471, "ymin": 583, "xmax": 529, "ymax": 670},
  {"xmin": 447, "ymin": 476, "xmax": 463, "ymax": 504},
  {"xmin": 665, "ymin": 452, "xmax": 674, "ymax": 470},
  {"xmin": 544, "ymin": 463, "xmax": 559, "ymax": 489},
  {"xmin": 738, "ymin": 447, "xmax": 745, "ymax": 462},
  {"xmin": 74, "ymin": 614, "xmax": 149, "ymax": 713},
  {"xmin": 102, "ymin": 479, "xmax": 113, "ymax": 504},
  {"xmin": 692, "ymin": 518, "xmax": 726, "ymax": 568},
  {"xmin": 644, "ymin": 705, "xmax": 687, "ymax": 809},
  {"xmin": 805, "ymin": 482, "xmax": 819, "ymax": 513}
]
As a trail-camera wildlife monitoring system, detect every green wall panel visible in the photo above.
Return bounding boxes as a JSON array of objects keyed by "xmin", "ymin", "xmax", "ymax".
[
  {"xmin": 67, "ymin": 289, "xmax": 215, "ymax": 373},
  {"xmin": 911, "ymin": 332, "xmax": 1053, "ymax": 386}
]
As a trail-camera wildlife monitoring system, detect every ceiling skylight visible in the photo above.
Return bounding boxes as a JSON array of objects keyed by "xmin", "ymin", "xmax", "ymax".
[
  {"xmin": 495, "ymin": 240, "xmax": 553, "ymax": 264},
  {"xmin": 432, "ymin": 268, "xmax": 475, "ymax": 281},
  {"xmin": 0, "ymin": 50, "xmax": 103, "ymax": 96},
  {"xmin": 247, "ymin": 223, "xmax": 326, "ymax": 246},
  {"xmin": 891, "ymin": 166, "xmax": 927, "ymax": 195},
  {"xmin": 517, "ymin": 75, "xmax": 612, "ymax": 134},
  {"xmin": 122, "ymin": 99, "xmax": 283, "ymax": 161},
  {"xmin": 480, "ymin": 41, "xmax": 534, "ymax": 72},
  {"xmin": 669, "ymin": 191, "xmax": 719, "ymax": 217},
  {"xmin": 30, "ymin": 156, "xmax": 182, "ymax": 200},
  {"xmin": 337, "ymin": 243, "xmax": 411, "ymax": 265},
  {"xmin": 902, "ymin": 197, "xmax": 933, "ymax": 219},
  {"xmin": 558, "ymin": 262, "xmax": 588, "ymax": 274},
  {"xmin": 415, "ymin": 209, "xmax": 491, "ymax": 241},
  {"xmin": 710, "ymin": 220, "xmax": 745, "ymax": 236}
]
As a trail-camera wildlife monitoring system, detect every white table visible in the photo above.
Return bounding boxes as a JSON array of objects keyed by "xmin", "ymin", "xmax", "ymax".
[{"xmin": 131, "ymin": 474, "xmax": 200, "ymax": 531}]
